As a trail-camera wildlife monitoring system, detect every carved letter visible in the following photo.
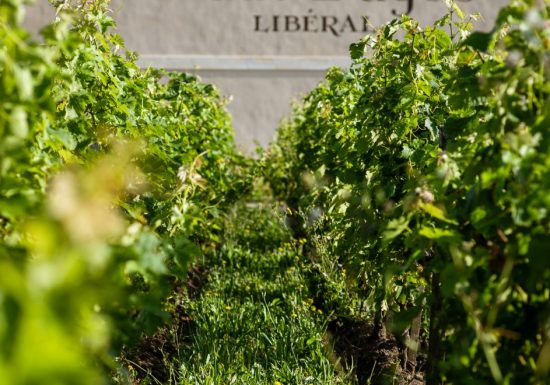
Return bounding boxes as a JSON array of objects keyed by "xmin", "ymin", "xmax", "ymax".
[
  {"xmin": 340, "ymin": 15, "xmax": 357, "ymax": 34},
  {"xmin": 285, "ymin": 15, "xmax": 301, "ymax": 32},
  {"xmin": 254, "ymin": 15, "xmax": 269, "ymax": 33},
  {"xmin": 392, "ymin": 0, "xmax": 414, "ymax": 16},
  {"xmin": 303, "ymin": 9, "xmax": 318, "ymax": 32},
  {"xmin": 322, "ymin": 16, "xmax": 339, "ymax": 37}
]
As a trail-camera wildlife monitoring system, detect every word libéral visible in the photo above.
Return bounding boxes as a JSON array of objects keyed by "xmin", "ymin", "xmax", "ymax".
[{"xmin": 254, "ymin": 11, "xmax": 369, "ymax": 36}]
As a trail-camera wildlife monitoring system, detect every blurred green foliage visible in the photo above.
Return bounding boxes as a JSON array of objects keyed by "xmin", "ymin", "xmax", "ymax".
[{"xmin": 0, "ymin": 0, "xmax": 249, "ymax": 383}]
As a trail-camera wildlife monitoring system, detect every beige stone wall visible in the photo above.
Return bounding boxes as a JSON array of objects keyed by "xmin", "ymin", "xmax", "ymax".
[{"xmin": 24, "ymin": 0, "xmax": 510, "ymax": 152}]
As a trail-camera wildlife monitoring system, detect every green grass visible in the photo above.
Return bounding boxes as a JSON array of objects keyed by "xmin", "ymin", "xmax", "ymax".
[{"xmin": 176, "ymin": 204, "xmax": 353, "ymax": 385}]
